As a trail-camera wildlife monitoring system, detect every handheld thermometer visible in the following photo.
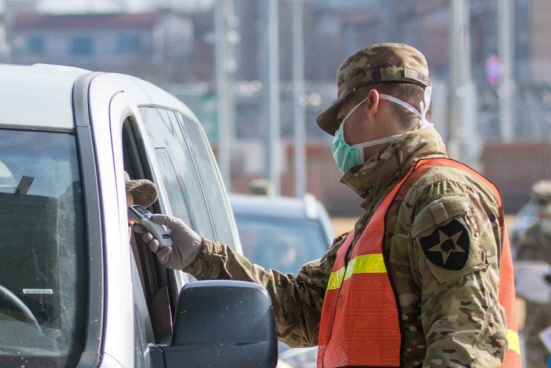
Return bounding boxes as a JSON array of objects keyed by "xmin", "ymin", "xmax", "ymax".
[{"xmin": 129, "ymin": 205, "xmax": 173, "ymax": 248}]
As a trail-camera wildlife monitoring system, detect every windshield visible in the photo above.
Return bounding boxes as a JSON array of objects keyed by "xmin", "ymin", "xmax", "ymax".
[
  {"xmin": 0, "ymin": 129, "xmax": 85, "ymax": 367},
  {"xmin": 234, "ymin": 214, "xmax": 329, "ymax": 274}
]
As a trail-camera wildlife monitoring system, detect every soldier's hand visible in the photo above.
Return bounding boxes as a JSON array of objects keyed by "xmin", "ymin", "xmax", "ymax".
[{"xmin": 134, "ymin": 214, "xmax": 202, "ymax": 270}]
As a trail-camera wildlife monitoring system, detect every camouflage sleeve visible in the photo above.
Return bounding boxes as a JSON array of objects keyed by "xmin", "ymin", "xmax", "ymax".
[
  {"xmin": 185, "ymin": 234, "xmax": 345, "ymax": 347},
  {"xmin": 409, "ymin": 176, "xmax": 507, "ymax": 367}
]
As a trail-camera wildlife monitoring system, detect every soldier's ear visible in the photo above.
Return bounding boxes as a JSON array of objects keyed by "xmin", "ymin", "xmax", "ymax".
[{"xmin": 364, "ymin": 89, "xmax": 380, "ymax": 119}]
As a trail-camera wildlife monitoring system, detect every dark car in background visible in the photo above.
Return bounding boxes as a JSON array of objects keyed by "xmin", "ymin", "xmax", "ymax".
[
  {"xmin": 230, "ymin": 193, "xmax": 335, "ymax": 368},
  {"xmin": 230, "ymin": 193, "xmax": 334, "ymax": 275}
]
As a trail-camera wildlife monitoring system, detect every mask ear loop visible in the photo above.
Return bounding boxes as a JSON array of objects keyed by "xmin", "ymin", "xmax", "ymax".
[
  {"xmin": 379, "ymin": 93, "xmax": 434, "ymax": 129},
  {"xmin": 418, "ymin": 86, "xmax": 433, "ymax": 129}
]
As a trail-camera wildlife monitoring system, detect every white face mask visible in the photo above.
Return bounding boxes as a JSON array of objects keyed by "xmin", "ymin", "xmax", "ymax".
[{"xmin": 331, "ymin": 87, "xmax": 433, "ymax": 174}]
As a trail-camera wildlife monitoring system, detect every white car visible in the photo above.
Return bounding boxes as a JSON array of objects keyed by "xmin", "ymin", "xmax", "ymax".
[{"xmin": 0, "ymin": 64, "xmax": 277, "ymax": 367}]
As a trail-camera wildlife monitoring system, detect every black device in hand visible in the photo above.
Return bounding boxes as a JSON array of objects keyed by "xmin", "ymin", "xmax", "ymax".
[{"xmin": 129, "ymin": 205, "xmax": 173, "ymax": 248}]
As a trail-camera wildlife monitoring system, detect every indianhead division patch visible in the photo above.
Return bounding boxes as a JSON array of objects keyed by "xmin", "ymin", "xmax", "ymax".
[{"xmin": 420, "ymin": 219, "xmax": 470, "ymax": 270}]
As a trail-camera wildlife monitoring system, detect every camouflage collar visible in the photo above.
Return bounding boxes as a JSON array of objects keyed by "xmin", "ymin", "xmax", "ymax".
[{"xmin": 341, "ymin": 128, "xmax": 447, "ymax": 208}]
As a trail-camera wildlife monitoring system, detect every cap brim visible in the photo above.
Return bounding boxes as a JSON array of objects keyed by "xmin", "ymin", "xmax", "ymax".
[{"xmin": 317, "ymin": 94, "xmax": 349, "ymax": 136}]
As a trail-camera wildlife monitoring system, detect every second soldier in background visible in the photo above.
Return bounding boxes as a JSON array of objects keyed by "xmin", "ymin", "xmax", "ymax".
[{"xmin": 516, "ymin": 180, "xmax": 551, "ymax": 368}]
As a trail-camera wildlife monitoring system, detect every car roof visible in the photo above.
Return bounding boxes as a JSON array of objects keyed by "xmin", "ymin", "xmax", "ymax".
[
  {"xmin": 0, "ymin": 63, "xmax": 198, "ymax": 132},
  {"xmin": 229, "ymin": 193, "xmax": 323, "ymax": 220},
  {"xmin": 0, "ymin": 63, "xmax": 88, "ymax": 130}
]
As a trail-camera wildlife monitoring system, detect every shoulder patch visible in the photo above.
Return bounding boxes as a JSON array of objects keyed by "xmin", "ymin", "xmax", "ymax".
[{"xmin": 420, "ymin": 219, "xmax": 470, "ymax": 270}]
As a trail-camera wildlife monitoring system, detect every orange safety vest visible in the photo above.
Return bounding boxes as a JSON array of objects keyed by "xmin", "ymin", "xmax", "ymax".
[{"xmin": 318, "ymin": 158, "xmax": 521, "ymax": 368}]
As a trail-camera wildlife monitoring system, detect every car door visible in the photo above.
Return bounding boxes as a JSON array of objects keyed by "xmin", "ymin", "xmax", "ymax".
[
  {"xmin": 86, "ymin": 76, "xmax": 185, "ymax": 366},
  {"xmin": 92, "ymin": 74, "xmax": 243, "ymax": 366}
]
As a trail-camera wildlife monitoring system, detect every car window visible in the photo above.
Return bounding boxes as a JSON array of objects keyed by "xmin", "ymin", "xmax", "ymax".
[
  {"xmin": 140, "ymin": 107, "xmax": 216, "ymax": 240},
  {"xmin": 0, "ymin": 129, "xmax": 85, "ymax": 367},
  {"xmin": 175, "ymin": 112, "xmax": 238, "ymax": 247},
  {"xmin": 141, "ymin": 107, "xmax": 238, "ymax": 249},
  {"xmin": 153, "ymin": 148, "xmax": 193, "ymax": 226},
  {"xmin": 234, "ymin": 214, "xmax": 328, "ymax": 274}
]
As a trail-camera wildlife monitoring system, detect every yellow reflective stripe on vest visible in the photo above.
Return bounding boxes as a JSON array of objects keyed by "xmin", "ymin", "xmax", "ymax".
[
  {"xmin": 327, "ymin": 254, "xmax": 386, "ymax": 290},
  {"xmin": 507, "ymin": 329, "xmax": 520, "ymax": 355}
]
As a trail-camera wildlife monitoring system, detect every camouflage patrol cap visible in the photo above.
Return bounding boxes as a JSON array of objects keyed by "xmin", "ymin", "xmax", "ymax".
[
  {"xmin": 317, "ymin": 43, "xmax": 431, "ymax": 135},
  {"xmin": 125, "ymin": 171, "xmax": 158, "ymax": 208}
]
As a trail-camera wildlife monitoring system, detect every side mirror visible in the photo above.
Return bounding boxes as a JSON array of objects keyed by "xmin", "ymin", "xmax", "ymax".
[{"xmin": 150, "ymin": 280, "xmax": 278, "ymax": 368}]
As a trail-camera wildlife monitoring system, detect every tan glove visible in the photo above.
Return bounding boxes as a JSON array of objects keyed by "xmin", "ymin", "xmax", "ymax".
[{"xmin": 134, "ymin": 214, "xmax": 202, "ymax": 270}]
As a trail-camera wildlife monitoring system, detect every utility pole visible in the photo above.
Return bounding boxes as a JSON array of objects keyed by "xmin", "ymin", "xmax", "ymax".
[
  {"xmin": 259, "ymin": 0, "xmax": 281, "ymax": 195},
  {"xmin": 292, "ymin": 0, "xmax": 306, "ymax": 197},
  {"xmin": 498, "ymin": 0, "xmax": 515, "ymax": 142},
  {"xmin": 448, "ymin": 0, "xmax": 480, "ymax": 168},
  {"xmin": 214, "ymin": 0, "xmax": 237, "ymax": 189}
]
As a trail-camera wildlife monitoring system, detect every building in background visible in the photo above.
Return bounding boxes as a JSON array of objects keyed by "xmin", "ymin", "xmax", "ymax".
[
  {"xmin": 1, "ymin": 0, "xmax": 551, "ymax": 214},
  {"xmin": 4, "ymin": 1, "xmax": 197, "ymax": 84}
]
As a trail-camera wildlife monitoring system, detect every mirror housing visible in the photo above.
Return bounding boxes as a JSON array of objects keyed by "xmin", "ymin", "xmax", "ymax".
[{"xmin": 150, "ymin": 280, "xmax": 278, "ymax": 368}]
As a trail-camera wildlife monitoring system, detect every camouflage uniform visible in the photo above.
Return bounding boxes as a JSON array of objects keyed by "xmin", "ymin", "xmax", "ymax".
[
  {"xmin": 185, "ymin": 43, "xmax": 510, "ymax": 367},
  {"xmin": 186, "ymin": 127, "xmax": 508, "ymax": 367},
  {"xmin": 515, "ymin": 180, "xmax": 551, "ymax": 368}
]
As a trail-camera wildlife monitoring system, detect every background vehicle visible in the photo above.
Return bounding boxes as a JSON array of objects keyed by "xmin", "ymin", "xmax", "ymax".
[
  {"xmin": 230, "ymin": 193, "xmax": 334, "ymax": 275},
  {"xmin": 0, "ymin": 64, "xmax": 277, "ymax": 367},
  {"xmin": 230, "ymin": 192, "xmax": 335, "ymax": 368}
]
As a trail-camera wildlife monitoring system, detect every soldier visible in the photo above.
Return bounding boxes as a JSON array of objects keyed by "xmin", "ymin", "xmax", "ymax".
[
  {"xmin": 516, "ymin": 180, "xmax": 551, "ymax": 368},
  {"xmin": 139, "ymin": 43, "xmax": 520, "ymax": 367},
  {"xmin": 515, "ymin": 180, "xmax": 551, "ymax": 261}
]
